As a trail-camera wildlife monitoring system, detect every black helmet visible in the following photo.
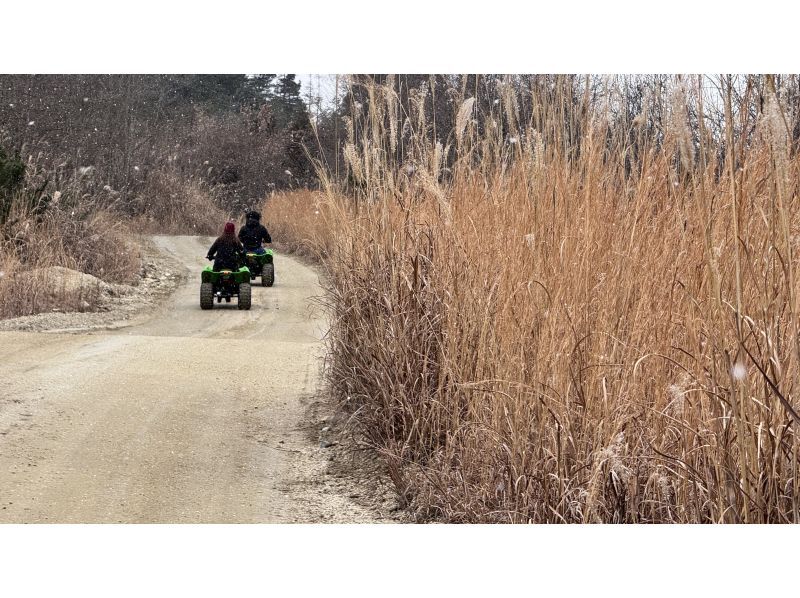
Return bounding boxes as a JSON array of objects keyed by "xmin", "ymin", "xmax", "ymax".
[{"xmin": 246, "ymin": 210, "xmax": 261, "ymax": 222}]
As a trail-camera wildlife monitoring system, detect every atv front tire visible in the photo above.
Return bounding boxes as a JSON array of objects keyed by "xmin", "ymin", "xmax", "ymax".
[
  {"xmin": 262, "ymin": 263, "xmax": 274, "ymax": 287},
  {"xmin": 200, "ymin": 283, "xmax": 214, "ymax": 310},
  {"xmin": 238, "ymin": 283, "xmax": 252, "ymax": 310}
]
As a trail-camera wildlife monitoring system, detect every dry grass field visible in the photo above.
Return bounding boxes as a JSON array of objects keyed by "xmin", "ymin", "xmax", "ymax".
[
  {"xmin": 266, "ymin": 75, "xmax": 800, "ymax": 522},
  {"xmin": 5, "ymin": 73, "xmax": 800, "ymax": 523}
]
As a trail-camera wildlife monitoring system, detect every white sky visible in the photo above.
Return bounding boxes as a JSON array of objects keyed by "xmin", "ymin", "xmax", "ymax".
[{"xmin": 296, "ymin": 74, "xmax": 339, "ymax": 112}]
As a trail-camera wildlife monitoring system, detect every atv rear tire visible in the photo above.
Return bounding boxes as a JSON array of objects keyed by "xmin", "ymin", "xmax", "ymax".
[
  {"xmin": 238, "ymin": 283, "xmax": 252, "ymax": 310},
  {"xmin": 200, "ymin": 283, "xmax": 214, "ymax": 310},
  {"xmin": 262, "ymin": 263, "xmax": 274, "ymax": 287}
]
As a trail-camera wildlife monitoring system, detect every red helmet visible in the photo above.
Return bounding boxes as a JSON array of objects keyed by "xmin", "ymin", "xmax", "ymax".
[{"xmin": 224, "ymin": 222, "xmax": 235, "ymax": 234}]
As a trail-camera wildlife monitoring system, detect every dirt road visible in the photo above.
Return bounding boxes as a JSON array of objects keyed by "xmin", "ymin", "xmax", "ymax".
[{"xmin": 0, "ymin": 236, "xmax": 392, "ymax": 523}]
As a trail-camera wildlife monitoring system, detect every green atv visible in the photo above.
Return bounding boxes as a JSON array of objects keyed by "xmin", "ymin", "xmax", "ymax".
[
  {"xmin": 244, "ymin": 249, "xmax": 275, "ymax": 287},
  {"xmin": 200, "ymin": 266, "xmax": 252, "ymax": 310}
]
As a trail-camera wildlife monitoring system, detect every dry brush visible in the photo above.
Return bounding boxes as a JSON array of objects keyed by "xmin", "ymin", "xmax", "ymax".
[{"xmin": 270, "ymin": 75, "xmax": 800, "ymax": 523}]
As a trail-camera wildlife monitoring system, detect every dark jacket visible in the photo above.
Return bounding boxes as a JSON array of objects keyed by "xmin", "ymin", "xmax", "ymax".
[
  {"xmin": 238, "ymin": 218, "xmax": 272, "ymax": 250},
  {"xmin": 207, "ymin": 236, "xmax": 246, "ymax": 271}
]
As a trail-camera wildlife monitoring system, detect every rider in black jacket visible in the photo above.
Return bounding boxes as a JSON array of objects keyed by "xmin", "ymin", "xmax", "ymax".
[
  {"xmin": 238, "ymin": 210, "xmax": 272, "ymax": 253},
  {"xmin": 207, "ymin": 222, "xmax": 246, "ymax": 271}
]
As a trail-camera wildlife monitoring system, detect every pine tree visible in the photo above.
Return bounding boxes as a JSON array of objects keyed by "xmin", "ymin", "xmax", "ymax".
[
  {"xmin": 270, "ymin": 74, "xmax": 310, "ymax": 131},
  {"xmin": 244, "ymin": 74, "xmax": 276, "ymax": 104},
  {"xmin": 0, "ymin": 146, "xmax": 25, "ymax": 225},
  {"xmin": 166, "ymin": 75, "xmax": 274, "ymax": 113}
]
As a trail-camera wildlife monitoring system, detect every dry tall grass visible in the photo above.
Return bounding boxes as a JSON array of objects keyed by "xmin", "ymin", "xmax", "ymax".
[
  {"xmin": 0, "ymin": 154, "xmax": 228, "ymax": 319},
  {"xmin": 270, "ymin": 75, "xmax": 800, "ymax": 522},
  {"xmin": 0, "ymin": 204, "xmax": 141, "ymax": 318},
  {"xmin": 128, "ymin": 170, "xmax": 227, "ymax": 235},
  {"xmin": 260, "ymin": 189, "xmax": 334, "ymax": 260},
  {"xmin": 1, "ymin": 157, "xmax": 140, "ymax": 318}
]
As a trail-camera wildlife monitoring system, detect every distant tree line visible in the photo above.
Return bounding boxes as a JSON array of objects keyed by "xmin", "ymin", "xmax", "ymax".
[
  {"xmin": 339, "ymin": 74, "xmax": 800, "ymax": 189},
  {"xmin": 4, "ymin": 74, "xmax": 800, "ymax": 210},
  {"xmin": 0, "ymin": 74, "xmax": 316, "ymax": 214}
]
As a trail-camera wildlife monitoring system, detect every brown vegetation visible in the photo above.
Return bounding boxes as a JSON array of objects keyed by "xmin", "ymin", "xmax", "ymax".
[
  {"xmin": 261, "ymin": 189, "xmax": 334, "ymax": 260},
  {"xmin": 6, "ymin": 73, "xmax": 800, "ymax": 523},
  {"xmin": 267, "ymin": 75, "xmax": 800, "ymax": 522},
  {"xmin": 0, "ymin": 74, "xmax": 318, "ymax": 319}
]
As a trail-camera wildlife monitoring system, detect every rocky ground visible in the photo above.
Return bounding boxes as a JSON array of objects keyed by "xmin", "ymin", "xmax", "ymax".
[{"xmin": 0, "ymin": 238, "xmax": 185, "ymax": 334}]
